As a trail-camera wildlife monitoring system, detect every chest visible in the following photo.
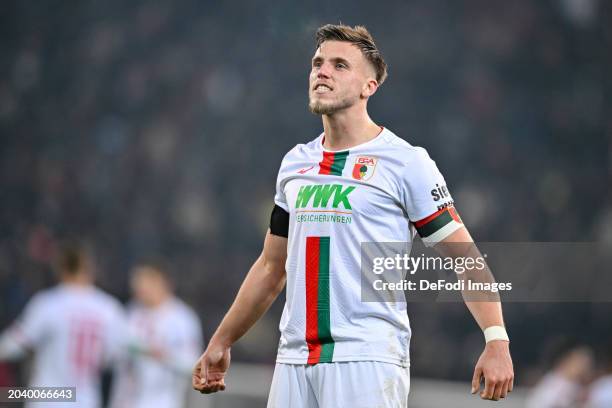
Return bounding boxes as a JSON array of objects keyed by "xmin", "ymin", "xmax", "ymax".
[
  {"xmin": 286, "ymin": 181, "xmax": 410, "ymax": 241},
  {"xmin": 130, "ymin": 310, "xmax": 177, "ymax": 344}
]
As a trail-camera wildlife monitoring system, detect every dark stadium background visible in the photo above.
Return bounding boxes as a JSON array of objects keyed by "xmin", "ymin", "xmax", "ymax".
[{"xmin": 0, "ymin": 0, "xmax": 610, "ymax": 404}]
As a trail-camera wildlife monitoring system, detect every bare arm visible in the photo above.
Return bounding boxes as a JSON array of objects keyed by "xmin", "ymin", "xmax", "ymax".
[
  {"xmin": 210, "ymin": 231, "xmax": 287, "ymax": 347},
  {"xmin": 193, "ymin": 230, "xmax": 287, "ymax": 394},
  {"xmin": 434, "ymin": 226, "xmax": 514, "ymax": 401},
  {"xmin": 435, "ymin": 227, "xmax": 504, "ymax": 329}
]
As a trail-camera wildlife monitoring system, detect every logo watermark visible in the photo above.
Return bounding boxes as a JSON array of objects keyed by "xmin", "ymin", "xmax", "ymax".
[{"xmin": 361, "ymin": 241, "xmax": 612, "ymax": 302}]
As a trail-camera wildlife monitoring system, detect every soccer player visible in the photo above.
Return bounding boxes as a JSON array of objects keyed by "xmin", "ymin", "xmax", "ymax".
[
  {"xmin": 0, "ymin": 243, "xmax": 125, "ymax": 408},
  {"xmin": 192, "ymin": 24, "xmax": 514, "ymax": 407},
  {"xmin": 526, "ymin": 343, "xmax": 593, "ymax": 408},
  {"xmin": 109, "ymin": 261, "xmax": 203, "ymax": 408},
  {"xmin": 589, "ymin": 354, "xmax": 612, "ymax": 408}
]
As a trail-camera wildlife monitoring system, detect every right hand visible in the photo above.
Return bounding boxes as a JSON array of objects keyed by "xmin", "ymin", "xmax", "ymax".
[{"xmin": 192, "ymin": 341, "xmax": 231, "ymax": 394}]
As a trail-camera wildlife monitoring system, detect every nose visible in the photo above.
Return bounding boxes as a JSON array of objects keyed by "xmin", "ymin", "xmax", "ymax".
[{"xmin": 317, "ymin": 62, "xmax": 332, "ymax": 79}]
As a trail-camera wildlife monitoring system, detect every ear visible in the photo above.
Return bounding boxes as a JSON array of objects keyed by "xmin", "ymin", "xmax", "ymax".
[{"xmin": 361, "ymin": 78, "xmax": 379, "ymax": 99}]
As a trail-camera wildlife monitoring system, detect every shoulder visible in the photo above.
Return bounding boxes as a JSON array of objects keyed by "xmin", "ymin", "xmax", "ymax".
[
  {"xmin": 18, "ymin": 287, "xmax": 64, "ymax": 323},
  {"xmin": 172, "ymin": 299, "xmax": 200, "ymax": 323},
  {"xmin": 281, "ymin": 134, "xmax": 322, "ymax": 164},
  {"xmin": 33, "ymin": 285, "xmax": 73, "ymax": 305},
  {"xmin": 25, "ymin": 288, "xmax": 56, "ymax": 311},
  {"xmin": 380, "ymin": 128, "xmax": 433, "ymax": 163},
  {"xmin": 91, "ymin": 288, "xmax": 124, "ymax": 315},
  {"xmin": 276, "ymin": 134, "xmax": 323, "ymax": 179},
  {"xmin": 374, "ymin": 128, "xmax": 438, "ymax": 179},
  {"xmin": 167, "ymin": 299, "xmax": 201, "ymax": 335}
]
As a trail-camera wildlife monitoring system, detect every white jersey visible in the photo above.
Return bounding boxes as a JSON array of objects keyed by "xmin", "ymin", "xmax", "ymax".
[
  {"xmin": 274, "ymin": 127, "xmax": 461, "ymax": 367},
  {"xmin": 526, "ymin": 372, "xmax": 583, "ymax": 408},
  {"xmin": 589, "ymin": 375, "xmax": 612, "ymax": 408},
  {"xmin": 0, "ymin": 284, "xmax": 125, "ymax": 408},
  {"xmin": 110, "ymin": 297, "xmax": 203, "ymax": 408}
]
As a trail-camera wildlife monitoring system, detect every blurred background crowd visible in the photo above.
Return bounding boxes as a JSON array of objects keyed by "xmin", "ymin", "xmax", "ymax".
[{"xmin": 1, "ymin": 0, "xmax": 611, "ymax": 405}]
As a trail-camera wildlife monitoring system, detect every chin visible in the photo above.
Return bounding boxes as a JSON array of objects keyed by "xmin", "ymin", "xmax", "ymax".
[
  {"xmin": 310, "ymin": 97, "xmax": 356, "ymax": 115},
  {"xmin": 309, "ymin": 101, "xmax": 335, "ymax": 115}
]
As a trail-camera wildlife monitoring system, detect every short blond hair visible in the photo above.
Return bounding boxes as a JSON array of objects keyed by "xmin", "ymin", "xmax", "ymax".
[{"xmin": 315, "ymin": 24, "xmax": 388, "ymax": 85}]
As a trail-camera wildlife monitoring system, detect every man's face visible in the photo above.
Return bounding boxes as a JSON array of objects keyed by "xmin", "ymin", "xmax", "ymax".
[
  {"xmin": 308, "ymin": 40, "xmax": 376, "ymax": 115},
  {"xmin": 130, "ymin": 267, "xmax": 168, "ymax": 307}
]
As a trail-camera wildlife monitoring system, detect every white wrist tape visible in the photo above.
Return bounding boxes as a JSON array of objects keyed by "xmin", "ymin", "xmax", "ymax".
[{"xmin": 484, "ymin": 326, "xmax": 509, "ymax": 343}]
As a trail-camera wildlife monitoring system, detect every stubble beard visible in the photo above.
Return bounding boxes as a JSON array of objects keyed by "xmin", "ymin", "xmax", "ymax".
[{"xmin": 308, "ymin": 94, "xmax": 357, "ymax": 115}]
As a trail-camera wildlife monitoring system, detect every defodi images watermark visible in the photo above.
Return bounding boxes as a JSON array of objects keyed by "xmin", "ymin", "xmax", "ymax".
[{"xmin": 361, "ymin": 241, "xmax": 612, "ymax": 302}]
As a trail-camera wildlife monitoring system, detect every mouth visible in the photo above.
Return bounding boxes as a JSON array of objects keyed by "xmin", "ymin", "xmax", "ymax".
[{"xmin": 313, "ymin": 83, "xmax": 333, "ymax": 93}]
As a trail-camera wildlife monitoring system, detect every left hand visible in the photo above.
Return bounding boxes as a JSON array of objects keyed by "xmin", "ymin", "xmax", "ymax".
[
  {"xmin": 192, "ymin": 341, "xmax": 231, "ymax": 394},
  {"xmin": 471, "ymin": 340, "xmax": 514, "ymax": 401}
]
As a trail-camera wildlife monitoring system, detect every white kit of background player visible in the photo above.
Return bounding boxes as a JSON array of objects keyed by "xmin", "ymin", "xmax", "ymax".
[
  {"xmin": 110, "ymin": 264, "xmax": 203, "ymax": 408},
  {"xmin": 0, "ymin": 248, "xmax": 125, "ymax": 408}
]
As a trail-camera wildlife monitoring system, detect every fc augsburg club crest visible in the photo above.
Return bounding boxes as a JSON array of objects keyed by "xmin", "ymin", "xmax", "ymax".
[{"xmin": 352, "ymin": 156, "xmax": 377, "ymax": 181}]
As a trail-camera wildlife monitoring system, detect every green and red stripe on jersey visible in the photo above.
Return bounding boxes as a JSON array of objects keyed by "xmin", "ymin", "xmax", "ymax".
[
  {"xmin": 305, "ymin": 236, "xmax": 334, "ymax": 364},
  {"xmin": 319, "ymin": 151, "xmax": 349, "ymax": 176},
  {"xmin": 414, "ymin": 206, "xmax": 463, "ymax": 244}
]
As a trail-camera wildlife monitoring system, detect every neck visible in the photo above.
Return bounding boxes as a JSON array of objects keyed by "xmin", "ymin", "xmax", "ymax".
[
  {"xmin": 61, "ymin": 273, "xmax": 92, "ymax": 287},
  {"xmin": 148, "ymin": 293, "xmax": 171, "ymax": 309},
  {"xmin": 321, "ymin": 104, "xmax": 381, "ymax": 151}
]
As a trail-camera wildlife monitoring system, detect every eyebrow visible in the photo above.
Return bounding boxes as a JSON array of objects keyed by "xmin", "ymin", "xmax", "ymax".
[{"xmin": 312, "ymin": 56, "xmax": 351, "ymax": 67}]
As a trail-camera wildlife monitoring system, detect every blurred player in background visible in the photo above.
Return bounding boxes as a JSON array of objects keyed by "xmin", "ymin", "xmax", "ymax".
[
  {"xmin": 526, "ymin": 342, "xmax": 593, "ymax": 408},
  {"xmin": 0, "ymin": 243, "xmax": 125, "ymax": 408},
  {"xmin": 588, "ymin": 344, "xmax": 612, "ymax": 408},
  {"xmin": 110, "ymin": 261, "xmax": 203, "ymax": 408},
  {"xmin": 193, "ymin": 23, "xmax": 513, "ymax": 407}
]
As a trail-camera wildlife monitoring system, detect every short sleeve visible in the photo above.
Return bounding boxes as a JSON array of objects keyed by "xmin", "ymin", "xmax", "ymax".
[
  {"xmin": 274, "ymin": 154, "xmax": 290, "ymax": 212},
  {"xmin": 12, "ymin": 293, "xmax": 49, "ymax": 348},
  {"xmin": 400, "ymin": 148, "xmax": 463, "ymax": 246}
]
